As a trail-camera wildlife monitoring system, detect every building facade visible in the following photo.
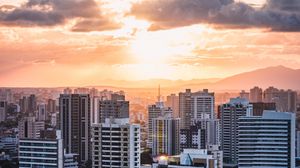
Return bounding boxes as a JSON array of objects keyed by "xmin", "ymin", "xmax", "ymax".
[
  {"xmin": 98, "ymin": 100, "xmax": 129, "ymax": 123},
  {"xmin": 59, "ymin": 94, "xmax": 91, "ymax": 165},
  {"xmin": 18, "ymin": 130, "xmax": 64, "ymax": 168},
  {"xmin": 91, "ymin": 118, "xmax": 140, "ymax": 168},
  {"xmin": 250, "ymin": 86, "xmax": 263, "ymax": 103},
  {"xmin": 152, "ymin": 116, "xmax": 180, "ymax": 156},
  {"xmin": 18, "ymin": 116, "xmax": 45, "ymax": 139},
  {"xmin": 0, "ymin": 100, "xmax": 7, "ymax": 122},
  {"xmin": 238, "ymin": 111, "xmax": 295, "ymax": 167},
  {"xmin": 191, "ymin": 89, "xmax": 215, "ymax": 120},
  {"xmin": 165, "ymin": 94, "xmax": 179, "ymax": 118},
  {"xmin": 220, "ymin": 98, "xmax": 252, "ymax": 165}
]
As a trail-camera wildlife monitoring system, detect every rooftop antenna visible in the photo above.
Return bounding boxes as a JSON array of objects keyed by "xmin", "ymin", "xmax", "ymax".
[
  {"xmin": 157, "ymin": 84, "xmax": 164, "ymax": 109},
  {"xmin": 158, "ymin": 84, "xmax": 161, "ymax": 102}
]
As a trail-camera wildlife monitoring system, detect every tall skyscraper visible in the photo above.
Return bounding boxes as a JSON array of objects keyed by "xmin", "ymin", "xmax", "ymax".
[
  {"xmin": 97, "ymin": 99, "xmax": 129, "ymax": 123},
  {"xmin": 179, "ymin": 89, "xmax": 215, "ymax": 129},
  {"xmin": 18, "ymin": 117, "xmax": 45, "ymax": 139},
  {"xmin": 264, "ymin": 87, "xmax": 297, "ymax": 113},
  {"xmin": 0, "ymin": 89, "xmax": 13, "ymax": 103},
  {"xmin": 191, "ymin": 89, "xmax": 215, "ymax": 120},
  {"xmin": 47, "ymin": 99, "xmax": 56, "ymax": 114},
  {"xmin": 220, "ymin": 98, "xmax": 253, "ymax": 165},
  {"xmin": 147, "ymin": 103, "xmax": 172, "ymax": 148},
  {"xmin": 250, "ymin": 102, "xmax": 276, "ymax": 116},
  {"xmin": 28, "ymin": 94, "xmax": 37, "ymax": 114},
  {"xmin": 238, "ymin": 111, "xmax": 295, "ymax": 168},
  {"xmin": 18, "ymin": 130, "xmax": 64, "ymax": 168},
  {"xmin": 250, "ymin": 86, "xmax": 263, "ymax": 102},
  {"xmin": 91, "ymin": 118, "xmax": 140, "ymax": 168},
  {"xmin": 165, "ymin": 94, "xmax": 179, "ymax": 118},
  {"xmin": 0, "ymin": 101, "xmax": 7, "ymax": 122},
  {"xmin": 179, "ymin": 89, "xmax": 192, "ymax": 129},
  {"xmin": 239, "ymin": 90, "xmax": 250, "ymax": 101},
  {"xmin": 152, "ymin": 114, "xmax": 180, "ymax": 156},
  {"xmin": 19, "ymin": 94, "xmax": 37, "ymax": 114},
  {"xmin": 59, "ymin": 94, "xmax": 91, "ymax": 166},
  {"xmin": 37, "ymin": 103, "xmax": 47, "ymax": 121}
]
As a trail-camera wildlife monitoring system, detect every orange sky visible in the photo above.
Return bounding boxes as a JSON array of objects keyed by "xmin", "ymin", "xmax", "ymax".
[{"xmin": 0, "ymin": 0, "xmax": 300, "ymax": 87}]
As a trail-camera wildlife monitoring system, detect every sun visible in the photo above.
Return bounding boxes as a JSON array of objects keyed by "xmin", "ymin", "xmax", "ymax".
[{"xmin": 130, "ymin": 33, "xmax": 175, "ymax": 63}]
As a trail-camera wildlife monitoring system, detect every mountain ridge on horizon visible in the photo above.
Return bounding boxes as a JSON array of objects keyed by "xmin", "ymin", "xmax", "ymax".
[
  {"xmin": 1, "ymin": 65, "xmax": 299, "ymax": 91},
  {"xmin": 88, "ymin": 65, "xmax": 300, "ymax": 91}
]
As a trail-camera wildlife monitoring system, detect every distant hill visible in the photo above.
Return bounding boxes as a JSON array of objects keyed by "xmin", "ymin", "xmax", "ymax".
[
  {"xmin": 84, "ymin": 65, "xmax": 300, "ymax": 91},
  {"xmin": 211, "ymin": 65, "xmax": 300, "ymax": 90}
]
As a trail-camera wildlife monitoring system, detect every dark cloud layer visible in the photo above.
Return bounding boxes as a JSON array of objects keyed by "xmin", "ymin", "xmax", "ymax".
[
  {"xmin": 0, "ymin": 0, "xmax": 120, "ymax": 31},
  {"xmin": 131, "ymin": 0, "xmax": 300, "ymax": 31}
]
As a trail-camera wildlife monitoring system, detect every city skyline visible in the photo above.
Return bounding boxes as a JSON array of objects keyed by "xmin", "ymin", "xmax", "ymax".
[{"xmin": 1, "ymin": 0, "xmax": 300, "ymax": 87}]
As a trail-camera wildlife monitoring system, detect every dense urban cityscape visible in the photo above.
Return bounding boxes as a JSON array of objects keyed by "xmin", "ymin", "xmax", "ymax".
[
  {"xmin": 0, "ymin": 85, "xmax": 299, "ymax": 167},
  {"xmin": 1, "ymin": 0, "xmax": 300, "ymax": 167}
]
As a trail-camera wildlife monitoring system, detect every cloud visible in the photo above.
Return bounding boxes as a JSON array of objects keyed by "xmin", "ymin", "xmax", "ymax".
[
  {"xmin": 130, "ymin": 0, "xmax": 300, "ymax": 31},
  {"xmin": 0, "ymin": 0, "xmax": 120, "ymax": 31},
  {"xmin": 71, "ymin": 18, "xmax": 121, "ymax": 32}
]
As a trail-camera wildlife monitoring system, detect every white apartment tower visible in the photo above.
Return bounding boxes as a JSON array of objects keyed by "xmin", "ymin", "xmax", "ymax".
[
  {"xmin": 191, "ymin": 89, "xmax": 215, "ymax": 120},
  {"xmin": 238, "ymin": 111, "xmax": 295, "ymax": 168},
  {"xmin": 91, "ymin": 118, "xmax": 140, "ymax": 168},
  {"xmin": 18, "ymin": 130, "xmax": 64, "ymax": 168}
]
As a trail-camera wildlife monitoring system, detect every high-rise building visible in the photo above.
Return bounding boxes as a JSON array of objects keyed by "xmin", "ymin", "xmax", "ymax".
[
  {"xmin": 64, "ymin": 88, "xmax": 73, "ymax": 94},
  {"xmin": 147, "ymin": 104, "xmax": 172, "ymax": 148},
  {"xmin": 111, "ymin": 93, "xmax": 125, "ymax": 101},
  {"xmin": 18, "ymin": 117, "xmax": 45, "ymax": 139},
  {"xmin": 47, "ymin": 99, "xmax": 56, "ymax": 114},
  {"xmin": 165, "ymin": 94, "xmax": 179, "ymax": 118},
  {"xmin": 91, "ymin": 118, "xmax": 140, "ymax": 168},
  {"xmin": 179, "ymin": 89, "xmax": 215, "ymax": 129},
  {"xmin": 19, "ymin": 94, "xmax": 37, "ymax": 114},
  {"xmin": 0, "ymin": 101, "xmax": 7, "ymax": 122},
  {"xmin": 250, "ymin": 102, "xmax": 276, "ymax": 116},
  {"xmin": 28, "ymin": 94, "xmax": 37, "ymax": 114},
  {"xmin": 263, "ymin": 87, "xmax": 297, "ymax": 113},
  {"xmin": 89, "ymin": 88, "xmax": 99, "ymax": 98},
  {"xmin": 0, "ymin": 89, "xmax": 13, "ymax": 103},
  {"xmin": 59, "ymin": 94, "xmax": 91, "ymax": 165},
  {"xmin": 179, "ymin": 89, "xmax": 192, "ymax": 129},
  {"xmin": 97, "ymin": 100, "xmax": 129, "ymax": 123},
  {"xmin": 152, "ymin": 114, "xmax": 180, "ymax": 156},
  {"xmin": 250, "ymin": 86, "xmax": 263, "ymax": 102},
  {"xmin": 180, "ymin": 118, "xmax": 220, "ymax": 152},
  {"xmin": 238, "ymin": 111, "xmax": 295, "ymax": 168},
  {"xmin": 18, "ymin": 130, "xmax": 64, "ymax": 168},
  {"xmin": 239, "ymin": 90, "xmax": 250, "ymax": 101},
  {"xmin": 37, "ymin": 103, "xmax": 47, "ymax": 121},
  {"xmin": 180, "ymin": 122, "xmax": 206, "ymax": 150},
  {"xmin": 193, "ymin": 118, "xmax": 220, "ymax": 146},
  {"xmin": 220, "ymin": 98, "xmax": 252, "ymax": 165},
  {"xmin": 191, "ymin": 89, "xmax": 215, "ymax": 120}
]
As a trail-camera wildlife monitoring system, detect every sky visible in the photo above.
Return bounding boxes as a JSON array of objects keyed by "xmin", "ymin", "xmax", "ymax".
[{"xmin": 0, "ymin": 0, "xmax": 300, "ymax": 87}]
